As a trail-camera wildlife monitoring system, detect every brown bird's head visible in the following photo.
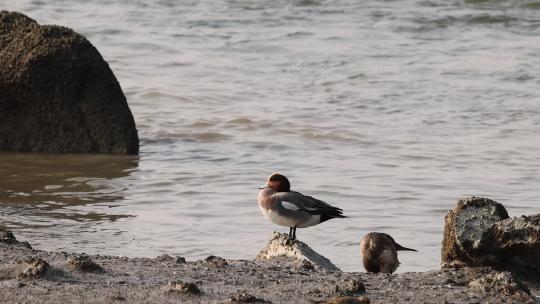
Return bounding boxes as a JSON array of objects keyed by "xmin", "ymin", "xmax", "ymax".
[{"xmin": 265, "ymin": 173, "xmax": 291, "ymax": 192}]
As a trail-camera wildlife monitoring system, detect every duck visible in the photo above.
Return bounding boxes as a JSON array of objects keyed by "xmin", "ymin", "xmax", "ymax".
[
  {"xmin": 360, "ymin": 232, "xmax": 417, "ymax": 273},
  {"xmin": 257, "ymin": 173, "xmax": 346, "ymax": 239}
]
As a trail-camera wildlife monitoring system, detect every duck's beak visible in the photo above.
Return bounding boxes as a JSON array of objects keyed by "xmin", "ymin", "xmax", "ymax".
[{"xmin": 259, "ymin": 184, "xmax": 269, "ymax": 189}]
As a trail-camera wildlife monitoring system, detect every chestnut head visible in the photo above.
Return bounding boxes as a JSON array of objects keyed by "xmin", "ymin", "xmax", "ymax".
[{"xmin": 266, "ymin": 173, "xmax": 290, "ymax": 192}]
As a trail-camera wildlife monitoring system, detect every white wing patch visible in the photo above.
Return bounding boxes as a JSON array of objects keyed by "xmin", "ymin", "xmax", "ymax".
[{"xmin": 281, "ymin": 201, "xmax": 301, "ymax": 211}]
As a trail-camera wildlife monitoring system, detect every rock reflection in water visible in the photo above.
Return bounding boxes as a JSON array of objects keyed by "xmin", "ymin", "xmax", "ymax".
[{"xmin": 0, "ymin": 153, "xmax": 139, "ymax": 227}]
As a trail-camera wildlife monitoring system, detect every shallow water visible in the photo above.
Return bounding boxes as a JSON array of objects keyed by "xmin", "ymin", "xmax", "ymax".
[{"xmin": 1, "ymin": 0, "xmax": 540, "ymax": 272}]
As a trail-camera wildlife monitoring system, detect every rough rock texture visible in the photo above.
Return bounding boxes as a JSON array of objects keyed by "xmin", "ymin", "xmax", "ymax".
[
  {"xmin": 17, "ymin": 258, "xmax": 50, "ymax": 278},
  {"xmin": 492, "ymin": 215, "xmax": 540, "ymax": 273},
  {"xmin": 66, "ymin": 255, "xmax": 104, "ymax": 272},
  {"xmin": 0, "ymin": 11, "xmax": 138, "ymax": 154},
  {"xmin": 441, "ymin": 197, "xmax": 509, "ymax": 268},
  {"xmin": 227, "ymin": 291, "xmax": 270, "ymax": 303},
  {"xmin": 442, "ymin": 197, "xmax": 540, "ymax": 276},
  {"xmin": 156, "ymin": 254, "xmax": 186, "ymax": 264},
  {"xmin": 335, "ymin": 277, "xmax": 366, "ymax": 295},
  {"xmin": 0, "ymin": 228, "xmax": 16, "ymax": 243},
  {"xmin": 204, "ymin": 255, "xmax": 228, "ymax": 267},
  {"xmin": 162, "ymin": 280, "xmax": 201, "ymax": 295},
  {"xmin": 468, "ymin": 271, "xmax": 533, "ymax": 303},
  {"xmin": 255, "ymin": 232, "xmax": 340, "ymax": 272},
  {"xmin": 443, "ymin": 266, "xmax": 538, "ymax": 304},
  {"xmin": 0, "ymin": 227, "xmax": 31, "ymax": 249}
]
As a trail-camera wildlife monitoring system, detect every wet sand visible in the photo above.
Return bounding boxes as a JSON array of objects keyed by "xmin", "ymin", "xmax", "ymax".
[{"xmin": 0, "ymin": 232, "xmax": 538, "ymax": 304}]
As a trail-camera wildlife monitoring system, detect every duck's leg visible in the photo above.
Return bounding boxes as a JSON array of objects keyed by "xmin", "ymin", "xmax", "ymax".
[
  {"xmin": 288, "ymin": 227, "xmax": 294, "ymax": 238},
  {"xmin": 292, "ymin": 226, "xmax": 297, "ymax": 239}
]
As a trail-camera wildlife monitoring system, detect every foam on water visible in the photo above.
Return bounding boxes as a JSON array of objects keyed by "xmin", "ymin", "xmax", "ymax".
[{"xmin": 1, "ymin": 0, "xmax": 540, "ymax": 272}]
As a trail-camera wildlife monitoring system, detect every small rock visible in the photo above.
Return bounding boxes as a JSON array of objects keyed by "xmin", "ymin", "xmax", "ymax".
[
  {"xmin": 296, "ymin": 259, "xmax": 315, "ymax": 270},
  {"xmin": 0, "ymin": 228, "xmax": 31, "ymax": 248},
  {"xmin": 227, "ymin": 291, "xmax": 270, "ymax": 303},
  {"xmin": 205, "ymin": 255, "xmax": 228, "ymax": 267},
  {"xmin": 67, "ymin": 255, "xmax": 104, "ymax": 272},
  {"xmin": 17, "ymin": 258, "xmax": 50, "ymax": 278},
  {"xmin": 156, "ymin": 254, "xmax": 173, "ymax": 261},
  {"xmin": 0, "ymin": 228, "xmax": 17, "ymax": 243},
  {"xmin": 157, "ymin": 254, "xmax": 186, "ymax": 263},
  {"xmin": 163, "ymin": 280, "xmax": 201, "ymax": 295},
  {"xmin": 336, "ymin": 278, "xmax": 366, "ymax": 295},
  {"xmin": 156, "ymin": 253, "xmax": 172, "ymax": 261},
  {"xmin": 255, "ymin": 232, "xmax": 341, "ymax": 272},
  {"xmin": 174, "ymin": 256, "xmax": 186, "ymax": 263},
  {"xmin": 325, "ymin": 296, "xmax": 370, "ymax": 304}
]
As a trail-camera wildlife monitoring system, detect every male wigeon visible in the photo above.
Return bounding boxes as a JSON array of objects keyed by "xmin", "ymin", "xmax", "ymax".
[
  {"xmin": 360, "ymin": 232, "xmax": 417, "ymax": 273},
  {"xmin": 257, "ymin": 173, "xmax": 346, "ymax": 239}
]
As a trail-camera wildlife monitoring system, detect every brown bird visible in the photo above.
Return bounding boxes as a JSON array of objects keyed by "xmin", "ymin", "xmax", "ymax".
[{"xmin": 360, "ymin": 232, "xmax": 417, "ymax": 273}]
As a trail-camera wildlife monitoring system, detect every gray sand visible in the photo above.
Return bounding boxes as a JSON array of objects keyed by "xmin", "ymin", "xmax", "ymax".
[{"xmin": 0, "ymin": 235, "xmax": 538, "ymax": 304}]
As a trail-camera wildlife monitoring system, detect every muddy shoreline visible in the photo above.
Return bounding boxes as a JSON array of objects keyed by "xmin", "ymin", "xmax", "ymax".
[{"xmin": 0, "ymin": 231, "xmax": 538, "ymax": 304}]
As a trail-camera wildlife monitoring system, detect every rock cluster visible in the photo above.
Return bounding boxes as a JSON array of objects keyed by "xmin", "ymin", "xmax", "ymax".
[
  {"xmin": 0, "ymin": 11, "xmax": 139, "ymax": 154},
  {"xmin": 441, "ymin": 197, "xmax": 540, "ymax": 274}
]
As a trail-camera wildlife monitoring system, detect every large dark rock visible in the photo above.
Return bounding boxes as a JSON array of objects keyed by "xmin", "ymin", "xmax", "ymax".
[
  {"xmin": 442, "ymin": 198, "xmax": 540, "ymax": 276},
  {"xmin": 0, "ymin": 11, "xmax": 138, "ymax": 154},
  {"xmin": 441, "ymin": 197, "xmax": 509, "ymax": 268},
  {"xmin": 492, "ymin": 215, "xmax": 540, "ymax": 273}
]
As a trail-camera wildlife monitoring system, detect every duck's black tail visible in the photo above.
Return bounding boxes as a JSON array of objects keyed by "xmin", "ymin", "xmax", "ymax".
[{"xmin": 320, "ymin": 212, "xmax": 347, "ymax": 223}]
